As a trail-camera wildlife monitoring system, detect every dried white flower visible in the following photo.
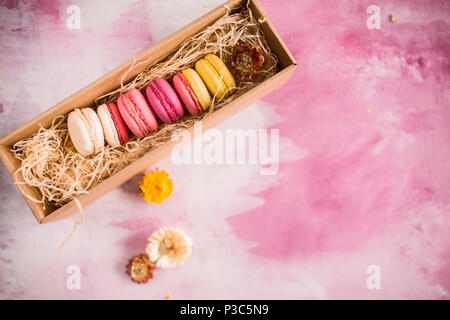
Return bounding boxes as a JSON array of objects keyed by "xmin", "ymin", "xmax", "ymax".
[{"xmin": 146, "ymin": 227, "xmax": 192, "ymax": 268}]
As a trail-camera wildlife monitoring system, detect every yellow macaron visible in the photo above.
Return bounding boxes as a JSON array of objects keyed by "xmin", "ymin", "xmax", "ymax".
[
  {"xmin": 181, "ymin": 68, "xmax": 211, "ymax": 110},
  {"xmin": 195, "ymin": 54, "xmax": 236, "ymax": 99}
]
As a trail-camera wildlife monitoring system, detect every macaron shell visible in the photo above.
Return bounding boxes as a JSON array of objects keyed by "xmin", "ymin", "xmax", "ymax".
[
  {"xmin": 173, "ymin": 72, "xmax": 202, "ymax": 116},
  {"xmin": 118, "ymin": 88, "xmax": 158, "ymax": 138},
  {"xmin": 118, "ymin": 94, "xmax": 145, "ymax": 138},
  {"xmin": 126, "ymin": 88, "xmax": 158, "ymax": 134},
  {"xmin": 204, "ymin": 54, "xmax": 236, "ymax": 93},
  {"xmin": 107, "ymin": 103, "xmax": 129, "ymax": 145},
  {"xmin": 68, "ymin": 110, "xmax": 94, "ymax": 156},
  {"xmin": 97, "ymin": 104, "xmax": 120, "ymax": 147},
  {"xmin": 181, "ymin": 68, "xmax": 211, "ymax": 110},
  {"xmin": 81, "ymin": 108, "xmax": 105, "ymax": 154},
  {"xmin": 195, "ymin": 59, "xmax": 228, "ymax": 99},
  {"xmin": 146, "ymin": 79, "xmax": 184, "ymax": 124}
]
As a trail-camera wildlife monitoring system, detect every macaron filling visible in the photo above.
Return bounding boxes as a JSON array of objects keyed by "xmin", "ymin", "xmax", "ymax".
[
  {"xmin": 148, "ymin": 81, "xmax": 179, "ymax": 123},
  {"xmin": 122, "ymin": 93, "xmax": 151, "ymax": 136},
  {"xmin": 177, "ymin": 73, "xmax": 202, "ymax": 114}
]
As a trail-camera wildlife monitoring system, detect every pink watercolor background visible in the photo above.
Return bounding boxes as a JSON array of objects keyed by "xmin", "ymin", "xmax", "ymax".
[{"xmin": 1, "ymin": 0, "xmax": 450, "ymax": 299}]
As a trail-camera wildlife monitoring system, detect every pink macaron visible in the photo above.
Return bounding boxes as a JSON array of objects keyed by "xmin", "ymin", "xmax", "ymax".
[
  {"xmin": 117, "ymin": 88, "xmax": 158, "ymax": 138},
  {"xmin": 146, "ymin": 79, "xmax": 184, "ymax": 124},
  {"xmin": 173, "ymin": 72, "xmax": 202, "ymax": 116}
]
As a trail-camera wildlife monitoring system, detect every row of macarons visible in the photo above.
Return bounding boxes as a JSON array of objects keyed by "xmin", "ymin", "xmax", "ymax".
[{"xmin": 68, "ymin": 54, "xmax": 236, "ymax": 157}]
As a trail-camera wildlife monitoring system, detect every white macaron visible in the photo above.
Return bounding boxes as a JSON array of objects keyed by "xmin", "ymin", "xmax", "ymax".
[{"xmin": 67, "ymin": 108, "xmax": 105, "ymax": 157}]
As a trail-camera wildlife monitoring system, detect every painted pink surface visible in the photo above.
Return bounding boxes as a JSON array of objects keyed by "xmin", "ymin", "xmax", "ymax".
[{"xmin": 0, "ymin": 0, "xmax": 449, "ymax": 299}]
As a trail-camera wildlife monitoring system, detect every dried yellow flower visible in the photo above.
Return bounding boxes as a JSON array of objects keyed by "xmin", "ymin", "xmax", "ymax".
[
  {"xmin": 146, "ymin": 227, "xmax": 192, "ymax": 268},
  {"xmin": 139, "ymin": 169, "xmax": 173, "ymax": 204}
]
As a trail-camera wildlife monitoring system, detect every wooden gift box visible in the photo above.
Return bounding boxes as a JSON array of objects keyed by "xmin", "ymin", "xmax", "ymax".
[{"xmin": 0, "ymin": 0, "xmax": 297, "ymax": 223}]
